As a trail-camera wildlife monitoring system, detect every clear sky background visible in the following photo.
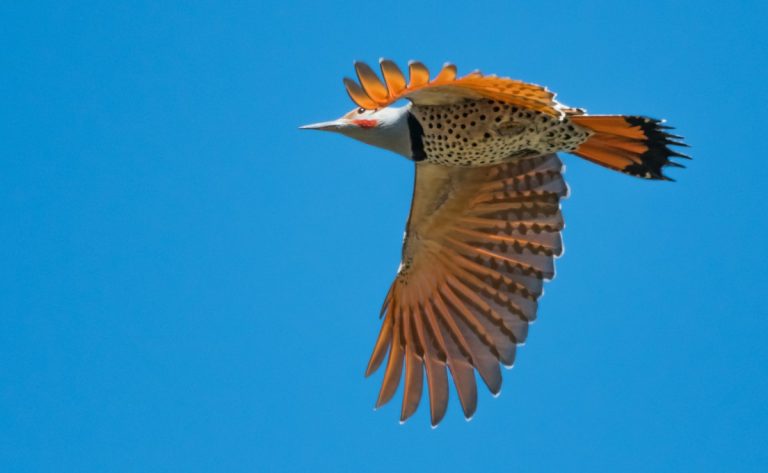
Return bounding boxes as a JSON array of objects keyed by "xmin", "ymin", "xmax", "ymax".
[{"xmin": 2, "ymin": 1, "xmax": 767, "ymax": 472}]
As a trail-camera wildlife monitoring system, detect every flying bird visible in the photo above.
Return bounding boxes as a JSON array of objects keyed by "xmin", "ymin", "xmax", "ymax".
[{"xmin": 301, "ymin": 59, "xmax": 688, "ymax": 426}]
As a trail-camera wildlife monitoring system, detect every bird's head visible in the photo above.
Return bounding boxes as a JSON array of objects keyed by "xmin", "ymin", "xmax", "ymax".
[{"xmin": 300, "ymin": 105, "xmax": 413, "ymax": 158}]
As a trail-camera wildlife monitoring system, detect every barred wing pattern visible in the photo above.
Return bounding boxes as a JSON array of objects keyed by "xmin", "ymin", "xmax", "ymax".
[{"xmin": 366, "ymin": 154, "xmax": 568, "ymax": 425}]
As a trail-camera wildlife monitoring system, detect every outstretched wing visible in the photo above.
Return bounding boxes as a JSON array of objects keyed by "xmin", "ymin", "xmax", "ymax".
[
  {"xmin": 366, "ymin": 154, "xmax": 568, "ymax": 425},
  {"xmin": 345, "ymin": 59, "xmax": 564, "ymax": 117}
]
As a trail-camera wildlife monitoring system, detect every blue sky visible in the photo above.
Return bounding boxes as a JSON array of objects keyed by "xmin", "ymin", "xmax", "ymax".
[{"xmin": 2, "ymin": 1, "xmax": 767, "ymax": 472}]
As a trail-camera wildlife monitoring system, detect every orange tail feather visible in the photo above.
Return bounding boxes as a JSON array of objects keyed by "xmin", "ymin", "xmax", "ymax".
[{"xmin": 571, "ymin": 115, "xmax": 690, "ymax": 180}]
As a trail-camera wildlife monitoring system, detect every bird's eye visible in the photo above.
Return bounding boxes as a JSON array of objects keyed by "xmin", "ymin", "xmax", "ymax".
[{"xmin": 357, "ymin": 108, "xmax": 366, "ymax": 114}]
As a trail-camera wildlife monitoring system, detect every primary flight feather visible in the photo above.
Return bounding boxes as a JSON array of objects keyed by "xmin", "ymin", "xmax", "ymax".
[{"xmin": 301, "ymin": 59, "xmax": 689, "ymax": 426}]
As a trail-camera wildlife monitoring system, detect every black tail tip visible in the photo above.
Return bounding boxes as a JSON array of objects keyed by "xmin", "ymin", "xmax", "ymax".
[{"xmin": 623, "ymin": 116, "xmax": 690, "ymax": 181}]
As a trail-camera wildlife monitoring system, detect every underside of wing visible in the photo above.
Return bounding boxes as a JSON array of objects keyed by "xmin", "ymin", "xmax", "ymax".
[
  {"xmin": 344, "ymin": 59, "xmax": 564, "ymax": 117},
  {"xmin": 366, "ymin": 154, "xmax": 568, "ymax": 425}
]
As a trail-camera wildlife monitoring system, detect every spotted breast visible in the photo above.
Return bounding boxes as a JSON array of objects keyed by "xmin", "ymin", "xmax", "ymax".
[{"xmin": 410, "ymin": 99, "xmax": 592, "ymax": 166}]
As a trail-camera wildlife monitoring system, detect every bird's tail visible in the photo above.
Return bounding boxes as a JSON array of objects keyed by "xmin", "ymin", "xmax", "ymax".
[{"xmin": 569, "ymin": 115, "xmax": 690, "ymax": 180}]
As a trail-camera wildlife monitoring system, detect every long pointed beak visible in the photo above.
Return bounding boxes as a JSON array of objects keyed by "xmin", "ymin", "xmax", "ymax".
[{"xmin": 299, "ymin": 119, "xmax": 345, "ymax": 131}]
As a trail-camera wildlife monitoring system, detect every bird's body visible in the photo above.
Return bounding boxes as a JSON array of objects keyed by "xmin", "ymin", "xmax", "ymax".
[
  {"xmin": 410, "ymin": 101, "xmax": 590, "ymax": 166},
  {"xmin": 301, "ymin": 60, "xmax": 689, "ymax": 426}
]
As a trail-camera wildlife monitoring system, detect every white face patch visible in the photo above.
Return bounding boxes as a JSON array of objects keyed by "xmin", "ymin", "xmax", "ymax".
[{"xmin": 338, "ymin": 106, "xmax": 413, "ymax": 158}]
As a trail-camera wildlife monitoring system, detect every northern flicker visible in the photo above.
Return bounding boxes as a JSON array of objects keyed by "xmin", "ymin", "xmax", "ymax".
[{"xmin": 301, "ymin": 59, "xmax": 689, "ymax": 426}]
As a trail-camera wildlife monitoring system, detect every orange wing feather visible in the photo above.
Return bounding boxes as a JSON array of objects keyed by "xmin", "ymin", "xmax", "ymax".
[
  {"xmin": 367, "ymin": 154, "xmax": 568, "ymax": 425},
  {"xmin": 344, "ymin": 59, "xmax": 563, "ymax": 116}
]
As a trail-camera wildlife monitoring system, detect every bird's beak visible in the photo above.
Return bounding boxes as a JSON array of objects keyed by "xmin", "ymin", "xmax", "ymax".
[{"xmin": 299, "ymin": 119, "xmax": 346, "ymax": 132}]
